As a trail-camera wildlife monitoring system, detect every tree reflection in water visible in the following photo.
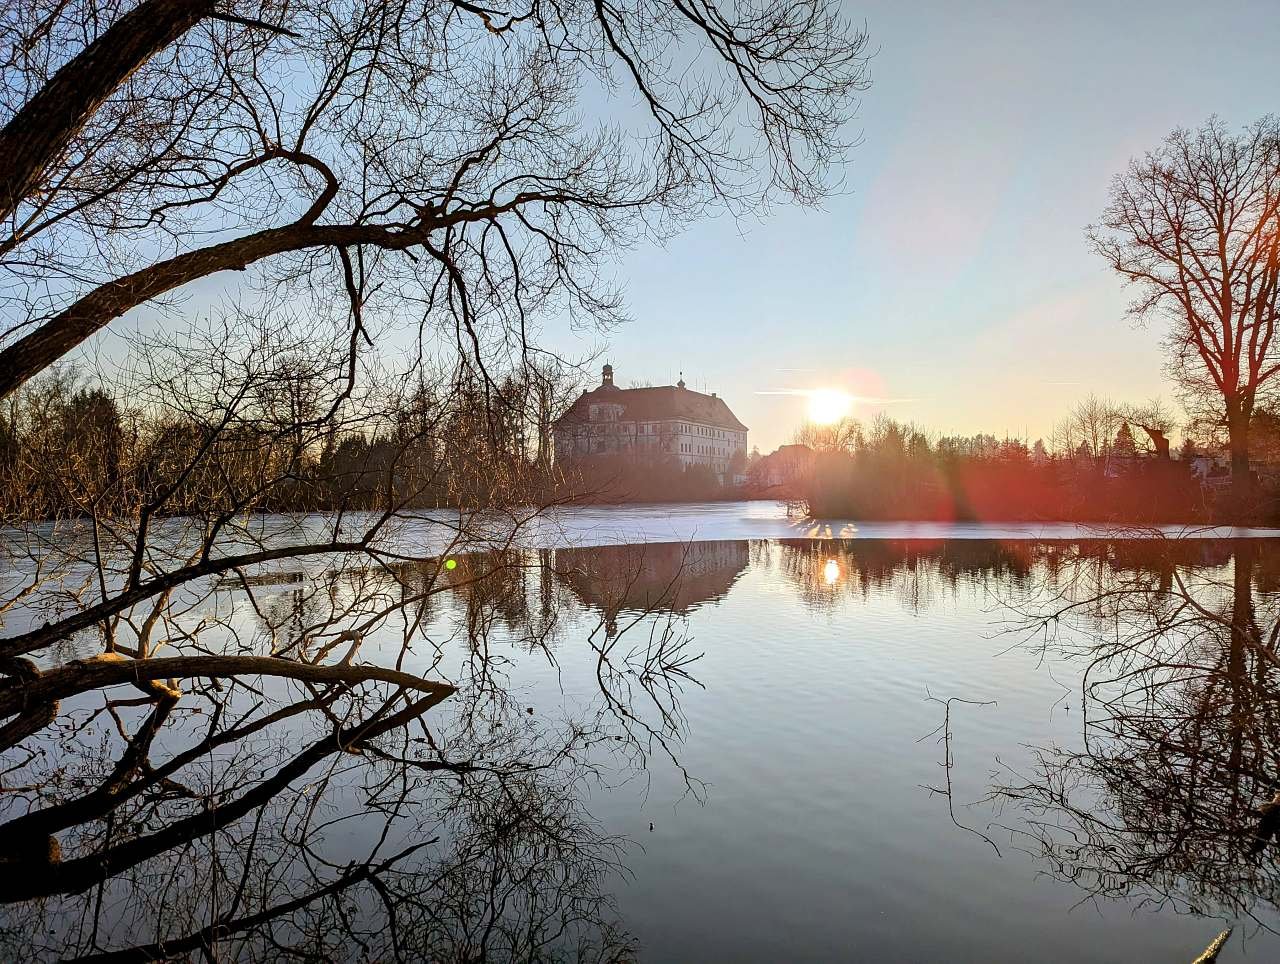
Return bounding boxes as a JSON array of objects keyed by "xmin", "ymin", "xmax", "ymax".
[
  {"xmin": 989, "ymin": 537, "xmax": 1280, "ymax": 934},
  {"xmin": 12, "ymin": 534, "xmax": 1280, "ymax": 958},
  {"xmin": 769, "ymin": 536, "xmax": 1280, "ymax": 935},
  {"xmin": 0, "ymin": 541, "xmax": 735, "ymax": 961},
  {"xmin": 766, "ymin": 538, "xmax": 1047, "ymax": 615}
]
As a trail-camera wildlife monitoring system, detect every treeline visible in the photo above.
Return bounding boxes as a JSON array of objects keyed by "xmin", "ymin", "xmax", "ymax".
[
  {"xmin": 566, "ymin": 454, "xmax": 742, "ymax": 503},
  {"xmin": 0, "ymin": 362, "xmax": 579, "ymax": 522},
  {"xmin": 0, "ymin": 356, "xmax": 760, "ymax": 522},
  {"xmin": 792, "ymin": 412, "xmax": 1221, "ymax": 524}
]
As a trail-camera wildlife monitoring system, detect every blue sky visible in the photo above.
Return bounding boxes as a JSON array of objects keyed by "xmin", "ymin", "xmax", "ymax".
[{"xmin": 540, "ymin": 0, "xmax": 1280, "ymax": 451}]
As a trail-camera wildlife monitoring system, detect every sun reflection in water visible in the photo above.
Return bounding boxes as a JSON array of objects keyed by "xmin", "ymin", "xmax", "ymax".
[{"xmin": 823, "ymin": 558, "xmax": 840, "ymax": 585}]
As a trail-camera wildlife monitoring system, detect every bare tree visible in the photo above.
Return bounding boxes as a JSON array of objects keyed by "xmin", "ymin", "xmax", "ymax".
[
  {"xmin": 0, "ymin": 348, "xmax": 713, "ymax": 956},
  {"xmin": 1090, "ymin": 117, "xmax": 1280, "ymax": 504},
  {"xmin": 0, "ymin": 531, "xmax": 702, "ymax": 959},
  {"xmin": 0, "ymin": 0, "xmax": 872, "ymax": 399},
  {"xmin": 0, "ymin": 5, "xmax": 874, "ymax": 952},
  {"xmin": 1050, "ymin": 394, "xmax": 1123, "ymax": 462},
  {"xmin": 1121, "ymin": 397, "xmax": 1177, "ymax": 458},
  {"xmin": 793, "ymin": 416, "xmax": 863, "ymax": 453}
]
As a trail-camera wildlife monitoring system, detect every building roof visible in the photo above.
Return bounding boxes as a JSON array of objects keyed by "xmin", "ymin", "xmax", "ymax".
[
  {"xmin": 555, "ymin": 375, "xmax": 747, "ymax": 431},
  {"xmin": 555, "ymin": 542, "xmax": 749, "ymax": 617}
]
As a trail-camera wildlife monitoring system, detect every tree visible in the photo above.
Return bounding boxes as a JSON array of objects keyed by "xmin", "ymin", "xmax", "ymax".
[
  {"xmin": 793, "ymin": 416, "xmax": 862, "ymax": 454},
  {"xmin": 0, "ymin": 5, "xmax": 875, "ymax": 952},
  {"xmin": 1112, "ymin": 421, "xmax": 1137, "ymax": 460},
  {"xmin": 0, "ymin": 0, "xmax": 871, "ymax": 399},
  {"xmin": 1249, "ymin": 407, "xmax": 1280, "ymax": 462},
  {"xmin": 998, "ymin": 437, "xmax": 1029, "ymax": 462},
  {"xmin": 1120, "ymin": 398, "xmax": 1176, "ymax": 458},
  {"xmin": 1052, "ymin": 395, "xmax": 1122, "ymax": 464},
  {"xmin": 0, "ymin": 0, "xmax": 873, "ymax": 753},
  {"xmin": 1090, "ymin": 117, "xmax": 1280, "ymax": 504}
]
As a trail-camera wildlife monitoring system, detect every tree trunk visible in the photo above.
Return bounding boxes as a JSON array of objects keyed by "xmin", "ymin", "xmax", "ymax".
[
  {"xmin": 0, "ymin": 220, "xmax": 431, "ymax": 400},
  {"xmin": 0, "ymin": 0, "xmax": 217, "ymax": 226},
  {"xmin": 1227, "ymin": 400, "xmax": 1254, "ymax": 519}
]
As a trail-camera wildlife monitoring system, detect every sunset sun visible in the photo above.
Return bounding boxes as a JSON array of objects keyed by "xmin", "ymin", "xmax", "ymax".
[{"xmin": 808, "ymin": 388, "xmax": 853, "ymax": 425}]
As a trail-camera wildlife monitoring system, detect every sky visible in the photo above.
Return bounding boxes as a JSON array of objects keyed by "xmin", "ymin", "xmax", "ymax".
[{"xmin": 538, "ymin": 0, "xmax": 1280, "ymax": 452}]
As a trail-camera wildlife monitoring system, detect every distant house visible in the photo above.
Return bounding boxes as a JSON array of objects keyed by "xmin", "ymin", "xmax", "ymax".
[
  {"xmin": 1188, "ymin": 453, "xmax": 1280, "ymax": 490},
  {"xmin": 553, "ymin": 365, "xmax": 748, "ymax": 482}
]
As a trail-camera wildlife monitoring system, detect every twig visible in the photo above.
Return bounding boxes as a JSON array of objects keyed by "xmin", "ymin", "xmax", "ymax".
[{"xmin": 918, "ymin": 691, "xmax": 1002, "ymax": 857}]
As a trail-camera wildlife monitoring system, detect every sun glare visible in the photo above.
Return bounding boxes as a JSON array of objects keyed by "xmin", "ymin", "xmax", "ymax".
[
  {"xmin": 808, "ymin": 388, "xmax": 853, "ymax": 425},
  {"xmin": 823, "ymin": 558, "xmax": 840, "ymax": 585}
]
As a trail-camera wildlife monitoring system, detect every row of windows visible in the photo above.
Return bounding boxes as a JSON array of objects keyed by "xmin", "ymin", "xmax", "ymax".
[
  {"xmin": 674, "ymin": 423, "xmax": 739, "ymax": 441},
  {"xmin": 580, "ymin": 421, "xmax": 744, "ymax": 439},
  {"xmin": 679, "ymin": 443, "xmax": 731, "ymax": 457}
]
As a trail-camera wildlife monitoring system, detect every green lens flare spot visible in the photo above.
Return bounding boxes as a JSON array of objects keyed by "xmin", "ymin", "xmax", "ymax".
[{"xmin": 444, "ymin": 558, "xmax": 458, "ymax": 570}]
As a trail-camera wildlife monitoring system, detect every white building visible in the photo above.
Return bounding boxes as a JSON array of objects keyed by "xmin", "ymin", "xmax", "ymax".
[{"xmin": 553, "ymin": 365, "xmax": 748, "ymax": 481}]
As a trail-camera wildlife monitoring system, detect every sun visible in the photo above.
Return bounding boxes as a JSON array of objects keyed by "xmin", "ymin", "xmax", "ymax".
[{"xmin": 808, "ymin": 388, "xmax": 853, "ymax": 425}]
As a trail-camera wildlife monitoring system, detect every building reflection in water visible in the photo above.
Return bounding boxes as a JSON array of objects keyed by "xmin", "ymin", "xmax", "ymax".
[
  {"xmin": 553, "ymin": 540, "xmax": 749, "ymax": 636},
  {"xmin": 9, "ymin": 536, "xmax": 1280, "ymax": 958}
]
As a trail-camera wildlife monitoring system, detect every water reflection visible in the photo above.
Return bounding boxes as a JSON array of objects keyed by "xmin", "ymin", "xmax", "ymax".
[
  {"xmin": 554, "ymin": 541, "xmax": 748, "ymax": 636},
  {"xmin": 0, "ymin": 545, "xmax": 686, "ymax": 961},
  {"xmin": 759, "ymin": 538, "xmax": 1280, "ymax": 937},
  {"xmin": 823, "ymin": 558, "xmax": 840, "ymax": 585},
  {"xmin": 760, "ymin": 536, "xmax": 1280, "ymax": 614},
  {"xmin": 988, "ymin": 540, "xmax": 1280, "ymax": 934},
  {"xmin": 7, "ymin": 536, "xmax": 1280, "ymax": 958}
]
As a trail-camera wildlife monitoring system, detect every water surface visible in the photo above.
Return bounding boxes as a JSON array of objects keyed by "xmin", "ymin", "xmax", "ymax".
[{"xmin": 4, "ymin": 511, "xmax": 1280, "ymax": 961}]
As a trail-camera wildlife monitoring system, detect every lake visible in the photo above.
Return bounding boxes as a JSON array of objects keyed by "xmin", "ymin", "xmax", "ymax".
[{"xmin": 3, "ymin": 502, "xmax": 1280, "ymax": 961}]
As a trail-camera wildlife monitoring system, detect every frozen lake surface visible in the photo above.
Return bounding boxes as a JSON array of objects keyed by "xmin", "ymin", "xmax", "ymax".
[{"xmin": 513, "ymin": 500, "xmax": 1280, "ymax": 547}]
